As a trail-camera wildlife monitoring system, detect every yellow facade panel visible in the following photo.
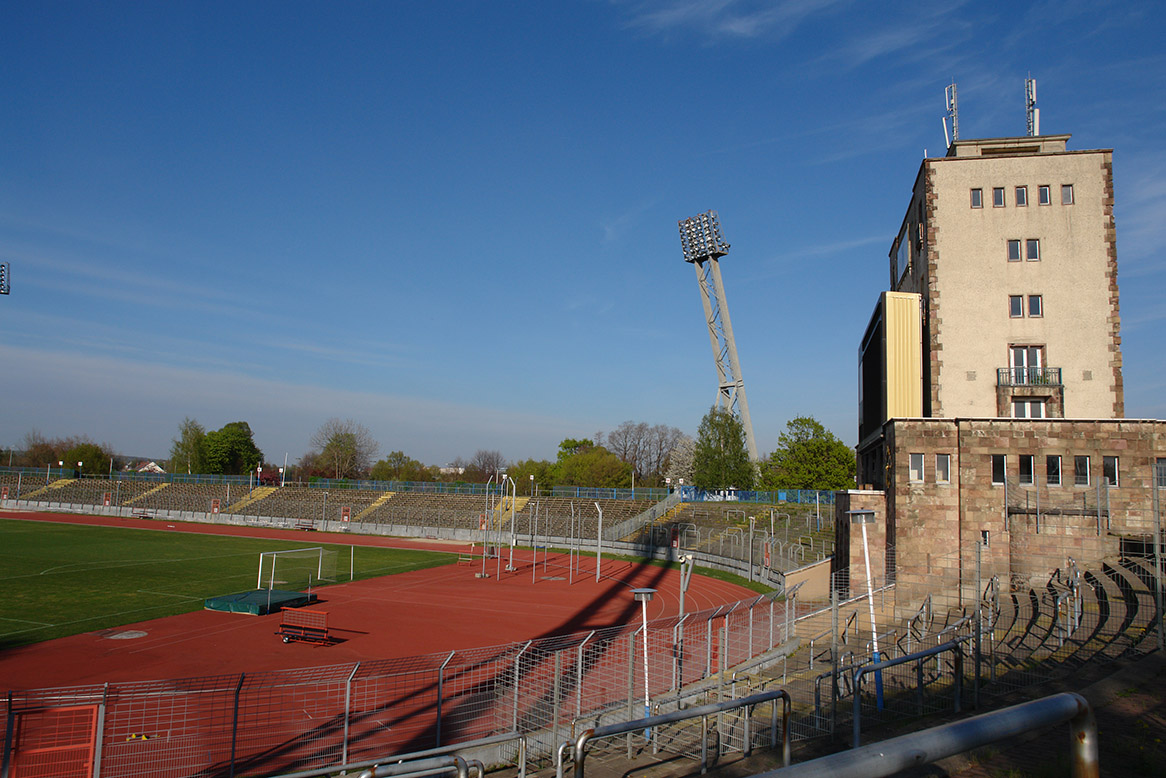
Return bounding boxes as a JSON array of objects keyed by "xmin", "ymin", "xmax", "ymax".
[{"xmin": 884, "ymin": 292, "xmax": 923, "ymax": 419}]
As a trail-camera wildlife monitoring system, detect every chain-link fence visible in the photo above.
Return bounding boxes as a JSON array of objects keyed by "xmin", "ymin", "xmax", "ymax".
[{"xmin": 3, "ymin": 477, "xmax": 1164, "ymax": 778}]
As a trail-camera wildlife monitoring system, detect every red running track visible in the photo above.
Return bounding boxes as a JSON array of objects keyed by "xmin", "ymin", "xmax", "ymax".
[{"xmin": 0, "ymin": 510, "xmax": 758, "ymax": 691}]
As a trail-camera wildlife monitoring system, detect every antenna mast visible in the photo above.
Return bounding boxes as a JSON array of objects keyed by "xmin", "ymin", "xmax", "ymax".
[
  {"xmin": 677, "ymin": 210, "xmax": 759, "ymax": 461},
  {"xmin": 1025, "ymin": 76, "xmax": 1039, "ymax": 136},
  {"xmin": 943, "ymin": 81, "xmax": 959, "ymax": 148}
]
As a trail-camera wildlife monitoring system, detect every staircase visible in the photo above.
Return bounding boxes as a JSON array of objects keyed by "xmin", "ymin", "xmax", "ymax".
[{"xmin": 228, "ymin": 486, "xmax": 277, "ymax": 513}]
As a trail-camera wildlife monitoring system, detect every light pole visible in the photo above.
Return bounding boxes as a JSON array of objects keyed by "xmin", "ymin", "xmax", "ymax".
[
  {"xmin": 849, "ymin": 509, "xmax": 884, "ymax": 709},
  {"xmin": 77, "ymin": 461, "xmax": 83, "ymax": 478},
  {"xmin": 632, "ymin": 588, "xmax": 657, "ymax": 737},
  {"xmin": 678, "ymin": 210, "xmax": 758, "ymax": 460},
  {"xmin": 529, "ymin": 473, "xmax": 534, "ymax": 496}
]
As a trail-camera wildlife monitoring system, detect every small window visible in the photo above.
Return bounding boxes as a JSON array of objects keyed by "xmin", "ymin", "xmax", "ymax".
[
  {"xmin": 936, "ymin": 454, "xmax": 951, "ymax": 483},
  {"xmin": 1007, "ymin": 239, "xmax": 1022, "ymax": 261},
  {"xmin": 1019, "ymin": 455, "xmax": 1034, "ymax": 485},
  {"xmin": 1047, "ymin": 455, "xmax": 1061, "ymax": 486},
  {"xmin": 1103, "ymin": 456, "xmax": 1119, "ymax": 486},
  {"xmin": 1039, "ymin": 185, "xmax": 1051, "ymax": 205},
  {"xmin": 1061, "ymin": 184, "xmax": 1074, "ymax": 205},
  {"xmin": 1013, "ymin": 399, "xmax": 1045, "ymax": 419},
  {"xmin": 909, "ymin": 453, "xmax": 924, "ymax": 482},
  {"xmin": 1015, "ymin": 186, "xmax": 1028, "ymax": 206},
  {"xmin": 992, "ymin": 455, "xmax": 1006, "ymax": 485},
  {"xmin": 993, "ymin": 187, "xmax": 1006, "ymax": 207},
  {"xmin": 1026, "ymin": 239, "xmax": 1040, "ymax": 261},
  {"xmin": 1074, "ymin": 455, "xmax": 1090, "ymax": 486},
  {"xmin": 970, "ymin": 188, "xmax": 983, "ymax": 208},
  {"xmin": 1028, "ymin": 295, "xmax": 1043, "ymax": 317},
  {"xmin": 1010, "ymin": 295, "xmax": 1024, "ymax": 317}
]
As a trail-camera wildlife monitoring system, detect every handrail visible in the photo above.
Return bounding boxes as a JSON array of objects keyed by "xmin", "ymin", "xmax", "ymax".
[
  {"xmin": 272, "ymin": 733, "xmax": 524, "ymax": 778},
  {"xmin": 853, "ymin": 639, "xmax": 965, "ymax": 747},
  {"xmin": 565, "ymin": 689, "xmax": 791, "ymax": 778},
  {"xmin": 749, "ymin": 692, "xmax": 1097, "ymax": 778},
  {"xmin": 356, "ymin": 756, "xmax": 480, "ymax": 778}
]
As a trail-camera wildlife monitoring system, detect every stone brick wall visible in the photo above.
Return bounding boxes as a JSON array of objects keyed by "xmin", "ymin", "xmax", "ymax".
[{"xmin": 836, "ymin": 418, "xmax": 1163, "ymax": 614}]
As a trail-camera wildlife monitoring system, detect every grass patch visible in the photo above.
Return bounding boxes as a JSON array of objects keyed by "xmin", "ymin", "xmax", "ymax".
[{"xmin": 0, "ymin": 518, "xmax": 454, "ymax": 648}]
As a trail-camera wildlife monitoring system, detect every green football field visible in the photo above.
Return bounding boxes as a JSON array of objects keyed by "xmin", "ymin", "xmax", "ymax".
[{"xmin": 0, "ymin": 519, "xmax": 454, "ymax": 649}]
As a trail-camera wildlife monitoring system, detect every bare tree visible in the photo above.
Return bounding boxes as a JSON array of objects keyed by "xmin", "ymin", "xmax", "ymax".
[
  {"xmin": 607, "ymin": 421, "xmax": 684, "ymax": 483},
  {"xmin": 309, "ymin": 418, "xmax": 379, "ymax": 480},
  {"xmin": 469, "ymin": 449, "xmax": 507, "ymax": 478}
]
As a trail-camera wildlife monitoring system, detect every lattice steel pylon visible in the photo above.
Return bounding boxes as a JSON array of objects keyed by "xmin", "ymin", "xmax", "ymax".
[{"xmin": 678, "ymin": 210, "xmax": 759, "ymax": 460}]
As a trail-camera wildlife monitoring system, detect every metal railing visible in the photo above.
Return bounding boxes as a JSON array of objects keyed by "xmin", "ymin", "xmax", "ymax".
[
  {"xmin": 996, "ymin": 366, "xmax": 1063, "ymax": 386},
  {"xmin": 749, "ymin": 692, "xmax": 1097, "ymax": 778},
  {"xmin": 852, "ymin": 640, "xmax": 965, "ymax": 747},
  {"xmin": 564, "ymin": 689, "xmax": 791, "ymax": 778}
]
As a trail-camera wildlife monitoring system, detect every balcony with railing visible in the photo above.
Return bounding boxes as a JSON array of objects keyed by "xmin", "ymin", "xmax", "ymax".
[{"xmin": 997, "ymin": 367, "xmax": 1063, "ymax": 386}]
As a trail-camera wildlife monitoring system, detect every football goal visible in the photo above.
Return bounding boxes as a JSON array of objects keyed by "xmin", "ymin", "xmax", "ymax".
[{"xmin": 257, "ymin": 547, "xmax": 338, "ymax": 591}]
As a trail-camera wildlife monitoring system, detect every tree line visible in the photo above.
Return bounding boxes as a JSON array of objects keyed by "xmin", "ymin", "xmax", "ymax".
[{"xmin": 4, "ymin": 411, "xmax": 856, "ymax": 492}]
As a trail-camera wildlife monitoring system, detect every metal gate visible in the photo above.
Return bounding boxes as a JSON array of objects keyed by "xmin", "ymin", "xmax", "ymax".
[{"xmin": 4, "ymin": 705, "xmax": 98, "ymax": 778}]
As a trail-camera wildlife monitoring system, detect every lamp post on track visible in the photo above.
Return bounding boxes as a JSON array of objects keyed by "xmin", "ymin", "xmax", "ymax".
[{"xmin": 632, "ymin": 588, "xmax": 657, "ymax": 737}]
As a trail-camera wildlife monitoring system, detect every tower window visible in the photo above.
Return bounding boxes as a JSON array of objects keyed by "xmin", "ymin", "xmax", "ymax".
[
  {"xmin": 1019, "ymin": 455, "xmax": 1034, "ymax": 485},
  {"xmin": 1008, "ymin": 239, "xmax": 1022, "ymax": 261},
  {"xmin": 1009, "ymin": 295, "xmax": 1024, "ymax": 318},
  {"xmin": 1016, "ymin": 186, "xmax": 1028, "ymax": 206},
  {"xmin": 1103, "ymin": 456, "xmax": 1119, "ymax": 486},
  {"xmin": 1039, "ymin": 185, "xmax": 1051, "ymax": 205},
  {"xmin": 1047, "ymin": 455, "xmax": 1062, "ymax": 486},
  {"xmin": 936, "ymin": 453, "xmax": 951, "ymax": 483},
  {"xmin": 1074, "ymin": 456, "xmax": 1090, "ymax": 486},
  {"xmin": 992, "ymin": 455, "xmax": 1006, "ymax": 485},
  {"xmin": 909, "ymin": 453, "xmax": 925, "ymax": 482},
  {"xmin": 993, "ymin": 187, "xmax": 1006, "ymax": 207},
  {"xmin": 1061, "ymin": 184, "xmax": 1074, "ymax": 205},
  {"xmin": 1028, "ymin": 295, "xmax": 1043, "ymax": 317},
  {"xmin": 971, "ymin": 188, "xmax": 983, "ymax": 208},
  {"xmin": 1026, "ymin": 239, "xmax": 1040, "ymax": 261}
]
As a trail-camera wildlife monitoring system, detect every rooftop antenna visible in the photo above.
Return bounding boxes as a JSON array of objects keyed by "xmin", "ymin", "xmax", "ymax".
[
  {"xmin": 677, "ymin": 210, "xmax": 759, "ymax": 461},
  {"xmin": 943, "ymin": 81, "xmax": 959, "ymax": 148},
  {"xmin": 1025, "ymin": 76, "xmax": 1039, "ymax": 137}
]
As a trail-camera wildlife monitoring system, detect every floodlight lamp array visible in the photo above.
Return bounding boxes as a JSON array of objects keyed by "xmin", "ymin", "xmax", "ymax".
[{"xmin": 678, "ymin": 211, "xmax": 730, "ymax": 263}]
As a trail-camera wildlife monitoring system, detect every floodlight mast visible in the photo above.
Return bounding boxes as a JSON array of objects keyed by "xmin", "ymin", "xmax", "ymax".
[{"xmin": 678, "ymin": 210, "xmax": 759, "ymax": 461}]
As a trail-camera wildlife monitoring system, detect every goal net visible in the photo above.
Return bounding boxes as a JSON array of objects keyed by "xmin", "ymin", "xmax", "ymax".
[{"xmin": 257, "ymin": 547, "xmax": 338, "ymax": 591}]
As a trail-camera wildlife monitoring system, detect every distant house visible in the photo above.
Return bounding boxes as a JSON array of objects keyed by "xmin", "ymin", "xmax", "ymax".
[{"xmin": 135, "ymin": 461, "xmax": 166, "ymax": 474}]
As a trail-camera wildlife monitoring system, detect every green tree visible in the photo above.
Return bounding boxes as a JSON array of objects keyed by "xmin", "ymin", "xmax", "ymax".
[
  {"xmin": 554, "ymin": 445, "xmax": 631, "ymax": 488},
  {"xmin": 168, "ymin": 417, "xmax": 206, "ymax": 474},
  {"xmin": 692, "ymin": 407, "xmax": 754, "ymax": 490},
  {"xmin": 61, "ymin": 438, "xmax": 113, "ymax": 476},
  {"xmin": 760, "ymin": 416, "xmax": 855, "ymax": 491},
  {"xmin": 370, "ymin": 451, "xmax": 433, "ymax": 482},
  {"xmin": 506, "ymin": 458, "xmax": 556, "ymax": 494},
  {"xmin": 556, "ymin": 438, "xmax": 594, "ymax": 461},
  {"xmin": 203, "ymin": 421, "xmax": 264, "ymax": 475}
]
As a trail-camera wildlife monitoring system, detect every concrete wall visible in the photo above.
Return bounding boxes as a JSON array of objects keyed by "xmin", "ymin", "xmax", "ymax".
[{"xmin": 889, "ymin": 139, "xmax": 1122, "ymax": 421}]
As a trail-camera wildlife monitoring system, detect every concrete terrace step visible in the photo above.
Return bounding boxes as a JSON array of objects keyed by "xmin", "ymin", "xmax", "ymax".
[{"xmin": 353, "ymin": 490, "xmax": 395, "ymax": 522}]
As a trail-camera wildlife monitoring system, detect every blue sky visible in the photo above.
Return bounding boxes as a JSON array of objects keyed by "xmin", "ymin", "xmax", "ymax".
[{"xmin": 2, "ymin": 1, "xmax": 1163, "ymax": 466}]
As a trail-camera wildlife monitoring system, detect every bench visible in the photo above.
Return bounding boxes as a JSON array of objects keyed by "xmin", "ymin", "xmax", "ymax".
[{"xmin": 275, "ymin": 608, "xmax": 330, "ymax": 645}]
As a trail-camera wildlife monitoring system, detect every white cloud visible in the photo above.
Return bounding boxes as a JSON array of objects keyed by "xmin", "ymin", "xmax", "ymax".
[
  {"xmin": 0, "ymin": 345, "xmax": 577, "ymax": 465},
  {"xmin": 619, "ymin": 0, "xmax": 849, "ymax": 42}
]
